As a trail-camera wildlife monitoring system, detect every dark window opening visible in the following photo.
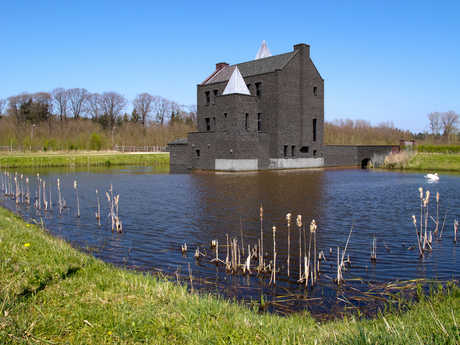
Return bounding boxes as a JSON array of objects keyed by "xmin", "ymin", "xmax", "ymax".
[
  {"xmin": 291, "ymin": 146, "xmax": 295, "ymax": 158},
  {"xmin": 257, "ymin": 113, "xmax": 262, "ymax": 131},
  {"xmin": 196, "ymin": 150, "xmax": 200, "ymax": 158},
  {"xmin": 205, "ymin": 91, "xmax": 210, "ymax": 105},
  {"xmin": 313, "ymin": 118, "xmax": 317, "ymax": 142},
  {"xmin": 245, "ymin": 113, "xmax": 249, "ymax": 130},
  {"xmin": 313, "ymin": 86, "xmax": 317, "ymax": 96},
  {"xmin": 300, "ymin": 146, "xmax": 309, "ymax": 153},
  {"xmin": 213, "ymin": 117, "xmax": 216, "ymax": 130},
  {"xmin": 255, "ymin": 82, "xmax": 262, "ymax": 97},
  {"xmin": 313, "ymin": 150, "xmax": 317, "ymax": 157},
  {"xmin": 205, "ymin": 118, "xmax": 210, "ymax": 131},
  {"xmin": 284, "ymin": 145, "xmax": 288, "ymax": 157},
  {"xmin": 213, "ymin": 90, "xmax": 218, "ymax": 104}
]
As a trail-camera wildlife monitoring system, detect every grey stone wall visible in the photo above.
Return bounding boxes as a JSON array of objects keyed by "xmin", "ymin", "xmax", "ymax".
[{"xmin": 324, "ymin": 145, "xmax": 396, "ymax": 167}]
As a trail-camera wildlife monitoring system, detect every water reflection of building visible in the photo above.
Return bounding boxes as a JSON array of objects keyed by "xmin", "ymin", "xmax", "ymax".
[{"xmin": 168, "ymin": 42, "xmax": 396, "ymax": 172}]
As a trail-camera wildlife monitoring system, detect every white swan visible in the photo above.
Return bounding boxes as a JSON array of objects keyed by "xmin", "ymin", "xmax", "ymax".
[{"xmin": 425, "ymin": 173, "xmax": 439, "ymax": 180}]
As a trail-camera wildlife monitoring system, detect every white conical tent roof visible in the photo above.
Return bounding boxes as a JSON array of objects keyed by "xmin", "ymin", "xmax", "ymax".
[
  {"xmin": 255, "ymin": 40, "xmax": 272, "ymax": 60},
  {"xmin": 222, "ymin": 67, "xmax": 251, "ymax": 95}
]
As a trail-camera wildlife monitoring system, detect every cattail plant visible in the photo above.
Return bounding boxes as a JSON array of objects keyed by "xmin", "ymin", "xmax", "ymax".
[
  {"xmin": 21, "ymin": 174, "xmax": 24, "ymax": 204},
  {"xmin": 14, "ymin": 177, "xmax": 19, "ymax": 204},
  {"xmin": 412, "ymin": 215, "xmax": 423, "ymax": 255},
  {"xmin": 95, "ymin": 190, "xmax": 101, "ymax": 227},
  {"xmin": 259, "ymin": 205, "xmax": 264, "ymax": 272},
  {"xmin": 272, "ymin": 225, "xmax": 277, "ymax": 285},
  {"xmin": 106, "ymin": 192, "xmax": 114, "ymax": 231},
  {"xmin": 286, "ymin": 213, "xmax": 291, "ymax": 278},
  {"xmin": 48, "ymin": 180, "xmax": 52, "ymax": 212},
  {"xmin": 454, "ymin": 220, "xmax": 458, "ymax": 243},
  {"xmin": 43, "ymin": 180, "xmax": 47, "ymax": 211},
  {"xmin": 74, "ymin": 181, "xmax": 80, "ymax": 217},
  {"xmin": 226, "ymin": 234, "xmax": 230, "ymax": 270},
  {"xmin": 26, "ymin": 178, "xmax": 30, "ymax": 205},
  {"xmin": 38, "ymin": 178, "xmax": 41, "ymax": 210},
  {"xmin": 434, "ymin": 192, "xmax": 440, "ymax": 234},
  {"xmin": 310, "ymin": 220, "xmax": 317, "ymax": 284},
  {"xmin": 371, "ymin": 234, "xmax": 377, "ymax": 261},
  {"xmin": 114, "ymin": 195, "xmax": 122, "ymax": 232},
  {"xmin": 57, "ymin": 179, "xmax": 62, "ymax": 214},
  {"xmin": 297, "ymin": 215, "xmax": 302, "ymax": 282}
]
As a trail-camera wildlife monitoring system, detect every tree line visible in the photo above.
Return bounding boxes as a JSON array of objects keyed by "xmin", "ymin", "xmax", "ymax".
[
  {"xmin": 426, "ymin": 110, "xmax": 460, "ymax": 144},
  {"xmin": 0, "ymin": 89, "xmax": 197, "ymax": 129}
]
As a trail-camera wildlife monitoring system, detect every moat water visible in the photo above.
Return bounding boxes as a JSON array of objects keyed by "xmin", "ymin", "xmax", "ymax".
[{"xmin": 1, "ymin": 165, "xmax": 459, "ymax": 317}]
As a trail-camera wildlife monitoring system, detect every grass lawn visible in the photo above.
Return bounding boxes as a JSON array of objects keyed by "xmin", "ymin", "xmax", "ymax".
[{"xmin": 0, "ymin": 151, "xmax": 169, "ymax": 169}]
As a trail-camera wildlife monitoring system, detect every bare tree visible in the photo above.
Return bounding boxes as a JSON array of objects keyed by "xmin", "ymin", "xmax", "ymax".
[
  {"xmin": 7, "ymin": 92, "xmax": 32, "ymax": 125},
  {"xmin": 427, "ymin": 111, "xmax": 441, "ymax": 136},
  {"xmin": 0, "ymin": 99, "xmax": 6, "ymax": 118},
  {"xmin": 99, "ymin": 91, "xmax": 128, "ymax": 128},
  {"xmin": 186, "ymin": 104, "xmax": 197, "ymax": 125},
  {"xmin": 87, "ymin": 93, "xmax": 102, "ymax": 121},
  {"xmin": 32, "ymin": 92, "xmax": 53, "ymax": 123},
  {"xmin": 51, "ymin": 88, "xmax": 69, "ymax": 121},
  {"xmin": 132, "ymin": 93, "xmax": 154, "ymax": 127},
  {"xmin": 152, "ymin": 96, "xmax": 173, "ymax": 126},
  {"xmin": 441, "ymin": 110, "xmax": 459, "ymax": 143},
  {"xmin": 68, "ymin": 88, "xmax": 88, "ymax": 119}
]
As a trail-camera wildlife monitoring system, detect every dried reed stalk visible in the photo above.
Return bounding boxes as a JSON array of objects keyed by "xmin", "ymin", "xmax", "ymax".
[
  {"xmin": 297, "ymin": 215, "xmax": 302, "ymax": 282},
  {"xmin": 74, "ymin": 181, "xmax": 80, "ymax": 217},
  {"xmin": 455, "ymin": 220, "xmax": 458, "ymax": 243},
  {"xmin": 272, "ymin": 225, "xmax": 276, "ymax": 285},
  {"xmin": 259, "ymin": 205, "xmax": 264, "ymax": 272},
  {"xmin": 57, "ymin": 179, "xmax": 62, "ymax": 214},
  {"xmin": 240, "ymin": 216, "xmax": 244, "ymax": 256},
  {"xmin": 286, "ymin": 213, "xmax": 291, "ymax": 278}
]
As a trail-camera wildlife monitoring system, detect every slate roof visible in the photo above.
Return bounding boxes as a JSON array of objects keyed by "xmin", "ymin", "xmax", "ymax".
[{"xmin": 203, "ymin": 51, "xmax": 297, "ymax": 85}]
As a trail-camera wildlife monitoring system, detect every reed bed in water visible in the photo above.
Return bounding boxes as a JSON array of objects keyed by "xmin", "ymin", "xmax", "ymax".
[{"xmin": 1, "ymin": 205, "xmax": 459, "ymax": 343}]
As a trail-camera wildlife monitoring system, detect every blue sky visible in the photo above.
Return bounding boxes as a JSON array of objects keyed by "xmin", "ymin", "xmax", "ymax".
[{"xmin": 1, "ymin": 0, "xmax": 459, "ymax": 133}]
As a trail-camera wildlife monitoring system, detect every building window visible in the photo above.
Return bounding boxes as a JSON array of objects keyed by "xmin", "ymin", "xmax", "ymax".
[
  {"xmin": 291, "ymin": 146, "xmax": 295, "ymax": 157},
  {"xmin": 205, "ymin": 91, "xmax": 210, "ymax": 105},
  {"xmin": 255, "ymin": 82, "xmax": 262, "ymax": 97},
  {"xmin": 213, "ymin": 90, "xmax": 218, "ymax": 104},
  {"xmin": 257, "ymin": 113, "xmax": 262, "ymax": 131},
  {"xmin": 300, "ymin": 146, "xmax": 309, "ymax": 153},
  {"xmin": 245, "ymin": 113, "xmax": 249, "ymax": 130},
  {"xmin": 284, "ymin": 145, "xmax": 288, "ymax": 157},
  {"xmin": 196, "ymin": 150, "xmax": 200, "ymax": 158},
  {"xmin": 313, "ymin": 150, "xmax": 317, "ymax": 157},
  {"xmin": 213, "ymin": 117, "xmax": 216, "ymax": 130},
  {"xmin": 205, "ymin": 118, "xmax": 210, "ymax": 131},
  {"xmin": 313, "ymin": 86, "xmax": 317, "ymax": 96},
  {"xmin": 313, "ymin": 118, "xmax": 317, "ymax": 142}
]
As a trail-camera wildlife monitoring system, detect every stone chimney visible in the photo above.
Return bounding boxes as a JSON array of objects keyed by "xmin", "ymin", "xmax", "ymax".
[
  {"xmin": 216, "ymin": 62, "xmax": 229, "ymax": 70},
  {"xmin": 294, "ymin": 43, "xmax": 310, "ymax": 58}
]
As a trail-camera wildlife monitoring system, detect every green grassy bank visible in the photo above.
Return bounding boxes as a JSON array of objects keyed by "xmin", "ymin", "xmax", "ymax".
[
  {"xmin": 1, "ymin": 206, "xmax": 459, "ymax": 343},
  {"xmin": 383, "ymin": 152, "xmax": 460, "ymax": 171},
  {"xmin": 0, "ymin": 152, "xmax": 169, "ymax": 169}
]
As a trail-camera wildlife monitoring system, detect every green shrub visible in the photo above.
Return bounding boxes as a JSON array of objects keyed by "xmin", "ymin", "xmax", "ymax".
[{"xmin": 89, "ymin": 132, "xmax": 102, "ymax": 151}]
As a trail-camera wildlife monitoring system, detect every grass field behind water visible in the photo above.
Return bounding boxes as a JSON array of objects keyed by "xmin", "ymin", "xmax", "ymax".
[
  {"xmin": 1, "ymin": 206, "xmax": 459, "ymax": 344},
  {"xmin": 0, "ymin": 152, "xmax": 169, "ymax": 169}
]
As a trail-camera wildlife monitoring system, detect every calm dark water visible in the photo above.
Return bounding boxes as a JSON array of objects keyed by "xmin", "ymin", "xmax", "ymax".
[{"xmin": 2, "ymin": 165, "xmax": 459, "ymax": 316}]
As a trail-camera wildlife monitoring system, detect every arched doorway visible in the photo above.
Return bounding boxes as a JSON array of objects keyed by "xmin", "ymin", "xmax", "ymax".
[{"xmin": 361, "ymin": 158, "xmax": 372, "ymax": 169}]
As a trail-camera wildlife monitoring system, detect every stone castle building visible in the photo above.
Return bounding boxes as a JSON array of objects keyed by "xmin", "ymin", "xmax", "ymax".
[{"xmin": 168, "ymin": 42, "xmax": 396, "ymax": 171}]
